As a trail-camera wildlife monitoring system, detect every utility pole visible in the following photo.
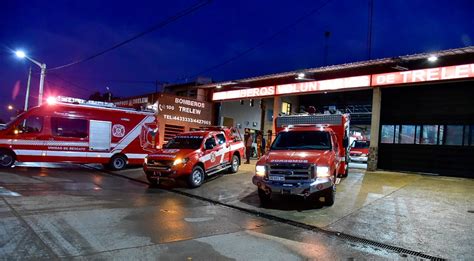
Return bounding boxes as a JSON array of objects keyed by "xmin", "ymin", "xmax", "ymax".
[
  {"xmin": 324, "ymin": 31, "xmax": 331, "ymax": 66},
  {"xmin": 38, "ymin": 63, "xmax": 46, "ymax": 105},
  {"xmin": 367, "ymin": 0, "xmax": 374, "ymax": 60},
  {"xmin": 24, "ymin": 67, "xmax": 32, "ymax": 111}
]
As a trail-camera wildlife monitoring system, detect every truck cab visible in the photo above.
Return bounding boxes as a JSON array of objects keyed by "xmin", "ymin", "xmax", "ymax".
[{"xmin": 144, "ymin": 126, "xmax": 245, "ymax": 188}]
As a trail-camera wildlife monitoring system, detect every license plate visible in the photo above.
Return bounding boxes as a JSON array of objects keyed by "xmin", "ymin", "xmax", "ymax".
[{"xmin": 269, "ymin": 175, "xmax": 285, "ymax": 181}]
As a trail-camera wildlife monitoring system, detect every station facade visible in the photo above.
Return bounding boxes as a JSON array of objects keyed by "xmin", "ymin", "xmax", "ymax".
[{"xmin": 201, "ymin": 47, "xmax": 474, "ymax": 178}]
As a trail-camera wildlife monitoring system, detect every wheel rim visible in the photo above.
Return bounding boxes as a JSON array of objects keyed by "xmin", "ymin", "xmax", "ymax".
[
  {"xmin": 114, "ymin": 158, "xmax": 125, "ymax": 169},
  {"xmin": 0, "ymin": 154, "xmax": 13, "ymax": 167},
  {"xmin": 192, "ymin": 169, "xmax": 202, "ymax": 185},
  {"xmin": 232, "ymin": 157, "xmax": 239, "ymax": 170}
]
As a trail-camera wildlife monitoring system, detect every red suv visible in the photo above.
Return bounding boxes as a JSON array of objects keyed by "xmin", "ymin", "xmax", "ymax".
[{"xmin": 144, "ymin": 127, "xmax": 245, "ymax": 188}]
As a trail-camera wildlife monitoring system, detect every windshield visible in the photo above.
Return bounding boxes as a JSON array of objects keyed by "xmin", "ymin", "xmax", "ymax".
[
  {"xmin": 2, "ymin": 112, "xmax": 25, "ymax": 130},
  {"xmin": 164, "ymin": 136, "xmax": 203, "ymax": 150},
  {"xmin": 352, "ymin": 140, "xmax": 370, "ymax": 148},
  {"xmin": 271, "ymin": 131, "xmax": 332, "ymax": 150}
]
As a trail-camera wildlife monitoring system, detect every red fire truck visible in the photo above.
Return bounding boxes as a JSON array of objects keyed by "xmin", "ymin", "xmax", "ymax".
[
  {"xmin": 252, "ymin": 113, "xmax": 350, "ymax": 206},
  {"xmin": 0, "ymin": 96, "xmax": 158, "ymax": 170},
  {"xmin": 143, "ymin": 126, "xmax": 245, "ymax": 188}
]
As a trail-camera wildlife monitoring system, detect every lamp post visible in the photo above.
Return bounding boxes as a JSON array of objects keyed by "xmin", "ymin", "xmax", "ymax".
[{"xmin": 15, "ymin": 50, "xmax": 47, "ymax": 106}]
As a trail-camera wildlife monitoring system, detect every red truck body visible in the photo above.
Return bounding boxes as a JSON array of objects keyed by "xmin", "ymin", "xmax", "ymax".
[
  {"xmin": 0, "ymin": 97, "xmax": 158, "ymax": 170},
  {"xmin": 143, "ymin": 126, "xmax": 245, "ymax": 188}
]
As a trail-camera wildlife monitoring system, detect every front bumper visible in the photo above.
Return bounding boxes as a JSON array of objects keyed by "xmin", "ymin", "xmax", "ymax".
[
  {"xmin": 252, "ymin": 175, "xmax": 333, "ymax": 196},
  {"xmin": 349, "ymin": 156, "xmax": 368, "ymax": 162},
  {"xmin": 143, "ymin": 163, "xmax": 190, "ymax": 179}
]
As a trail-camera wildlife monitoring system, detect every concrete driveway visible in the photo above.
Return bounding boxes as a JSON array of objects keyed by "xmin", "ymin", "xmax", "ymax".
[{"xmin": 116, "ymin": 160, "xmax": 474, "ymax": 260}]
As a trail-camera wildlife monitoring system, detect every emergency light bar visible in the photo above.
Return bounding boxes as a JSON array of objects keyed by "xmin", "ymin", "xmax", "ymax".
[{"xmin": 54, "ymin": 96, "xmax": 116, "ymax": 108}]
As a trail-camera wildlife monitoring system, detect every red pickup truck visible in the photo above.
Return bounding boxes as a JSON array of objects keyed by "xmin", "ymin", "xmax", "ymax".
[{"xmin": 143, "ymin": 126, "xmax": 245, "ymax": 188}]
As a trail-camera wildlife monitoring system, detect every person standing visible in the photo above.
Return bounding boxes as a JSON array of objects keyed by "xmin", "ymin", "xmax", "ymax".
[
  {"xmin": 266, "ymin": 130, "xmax": 272, "ymax": 152},
  {"xmin": 244, "ymin": 128, "xmax": 253, "ymax": 164},
  {"xmin": 256, "ymin": 131, "xmax": 263, "ymax": 159}
]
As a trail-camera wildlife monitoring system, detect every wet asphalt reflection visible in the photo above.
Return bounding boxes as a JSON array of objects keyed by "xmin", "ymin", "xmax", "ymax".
[{"xmin": 1, "ymin": 162, "xmax": 469, "ymax": 259}]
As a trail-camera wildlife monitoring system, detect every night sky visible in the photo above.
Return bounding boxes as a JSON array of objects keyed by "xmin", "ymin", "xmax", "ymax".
[{"xmin": 1, "ymin": 0, "xmax": 473, "ymax": 122}]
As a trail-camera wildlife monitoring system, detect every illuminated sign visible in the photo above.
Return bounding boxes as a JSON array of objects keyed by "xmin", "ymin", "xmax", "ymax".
[
  {"xmin": 276, "ymin": 75, "xmax": 370, "ymax": 95},
  {"xmin": 212, "ymin": 86, "xmax": 275, "ymax": 101},
  {"xmin": 372, "ymin": 63, "xmax": 474, "ymax": 86},
  {"xmin": 212, "ymin": 75, "xmax": 371, "ymax": 101},
  {"xmin": 212, "ymin": 63, "xmax": 474, "ymax": 101}
]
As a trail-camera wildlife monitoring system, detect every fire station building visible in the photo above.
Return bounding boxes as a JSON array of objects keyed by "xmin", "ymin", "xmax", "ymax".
[{"xmin": 199, "ymin": 46, "xmax": 474, "ymax": 178}]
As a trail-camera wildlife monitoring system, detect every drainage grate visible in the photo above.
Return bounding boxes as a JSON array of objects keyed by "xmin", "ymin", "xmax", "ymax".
[{"xmin": 85, "ymin": 165, "xmax": 446, "ymax": 261}]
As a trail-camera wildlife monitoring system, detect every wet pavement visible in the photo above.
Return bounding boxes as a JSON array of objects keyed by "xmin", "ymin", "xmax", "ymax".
[{"xmin": 0, "ymin": 162, "xmax": 472, "ymax": 260}]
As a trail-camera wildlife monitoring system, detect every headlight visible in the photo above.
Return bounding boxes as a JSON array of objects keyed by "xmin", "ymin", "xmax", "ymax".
[
  {"xmin": 316, "ymin": 166, "xmax": 330, "ymax": 178},
  {"xmin": 144, "ymin": 156, "xmax": 148, "ymax": 164},
  {"xmin": 255, "ymin": 165, "xmax": 266, "ymax": 177},
  {"xmin": 173, "ymin": 157, "xmax": 189, "ymax": 166}
]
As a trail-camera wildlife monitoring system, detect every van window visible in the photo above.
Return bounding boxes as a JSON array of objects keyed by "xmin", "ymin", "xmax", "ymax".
[
  {"xmin": 17, "ymin": 116, "xmax": 43, "ymax": 134},
  {"xmin": 51, "ymin": 117, "xmax": 88, "ymax": 138}
]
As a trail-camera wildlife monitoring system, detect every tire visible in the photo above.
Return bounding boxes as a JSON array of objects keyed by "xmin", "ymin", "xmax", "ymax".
[
  {"xmin": 187, "ymin": 166, "xmax": 205, "ymax": 188},
  {"xmin": 258, "ymin": 188, "xmax": 272, "ymax": 205},
  {"xmin": 146, "ymin": 172, "xmax": 160, "ymax": 187},
  {"xmin": 0, "ymin": 150, "xmax": 15, "ymax": 168},
  {"xmin": 323, "ymin": 184, "xmax": 336, "ymax": 206},
  {"xmin": 228, "ymin": 154, "xmax": 240, "ymax": 173},
  {"xmin": 109, "ymin": 154, "xmax": 127, "ymax": 170}
]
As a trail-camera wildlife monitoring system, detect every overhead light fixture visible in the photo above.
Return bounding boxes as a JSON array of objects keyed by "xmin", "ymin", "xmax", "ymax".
[
  {"xmin": 391, "ymin": 65, "xmax": 409, "ymax": 71},
  {"xmin": 295, "ymin": 72, "xmax": 314, "ymax": 81},
  {"xmin": 216, "ymin": 85, "xmax": 222, "ymax": 89},
  {"xmin": 427, "ymin": 56, "xmax": 438, "ymax": 62}
]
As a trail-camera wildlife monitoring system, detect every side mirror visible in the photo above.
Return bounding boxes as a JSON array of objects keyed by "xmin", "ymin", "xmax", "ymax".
[{"xmin": 343, "ymin": 137, "xmax": 349, "ymax": 148}]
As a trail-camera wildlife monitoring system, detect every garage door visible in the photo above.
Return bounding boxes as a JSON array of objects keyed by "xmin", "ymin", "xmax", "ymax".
[{"xmin": 378, "ymin": 81, "xmax": 474, "ymax": 178}]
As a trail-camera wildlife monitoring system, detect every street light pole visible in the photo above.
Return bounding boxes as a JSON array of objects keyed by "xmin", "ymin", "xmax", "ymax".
[
  {"xmin": 24, "ymin": 67, "xmax": 32, "ymax": 111},
  {"xmin": 38, "ymin": 63, "xmax": 46, "ymax": 106},
  {"xmin": 15, "ymin": 50, "xmax": 47, "ymax": 106}
]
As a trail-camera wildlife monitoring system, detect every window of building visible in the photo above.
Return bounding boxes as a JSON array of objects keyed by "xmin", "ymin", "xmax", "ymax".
[
  {"xmin": 51, "ymin": 117, "xmax": 88, "ymax": 138},
  {"xmin": 17, "ymin": 116, "xmax": 44, "ymax": 134},
  {"xmin": 415, "ymin": 125, "xmax": 422, "ymax": 144},
  {"xmin": 381, "ymin": 125, "xmax": 394, "ymax": 144},
  {"xmin": 469, "ymin": 125, "xmax": 474, "ymax": 146},
  {"xmin": 420, "ymin": 125, "xmax": 438, "ymax": 145},
  {"xmin": 394, "ymin": 125, "xmax": 400, "ymax": 143},
  {"xmin": 216, "ymin": 133, "xmax": 226, "ymax": 145},
  {"xmin": 463, "ymin": 126, "xmax": 470, "ymax": 146},
  {"xmin": 400, "ymin": 125, "xmax": 416, "ymax": 144},
  {"xmin": 381, "ymin": 125, "xmax": 395, "ymax": 144},
  {"xmin": 281, "ymin": 102, "xmax": 292, "ymax": 115},
  {"xmin": 443, "ymin": 125, "xmax": 463, "ymax": 145}
]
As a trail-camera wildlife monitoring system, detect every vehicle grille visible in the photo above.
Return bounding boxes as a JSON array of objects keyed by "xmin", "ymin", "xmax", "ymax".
[
  {"xmin": 268, "ymin": 163, "xmax": 313, "ymax": 181},
  {"xmin": 148, "ymin": 159, "xmax": 174, "ymax": 168}
]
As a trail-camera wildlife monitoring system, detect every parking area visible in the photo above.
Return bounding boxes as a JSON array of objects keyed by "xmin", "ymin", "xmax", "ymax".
[
  {"xmin": 0, "ymin": 162, "xmax": 473, "ymax": 260},
  {"xmin": 116, "ymin": 161, "xmax": 474, "ymax": 260}
]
